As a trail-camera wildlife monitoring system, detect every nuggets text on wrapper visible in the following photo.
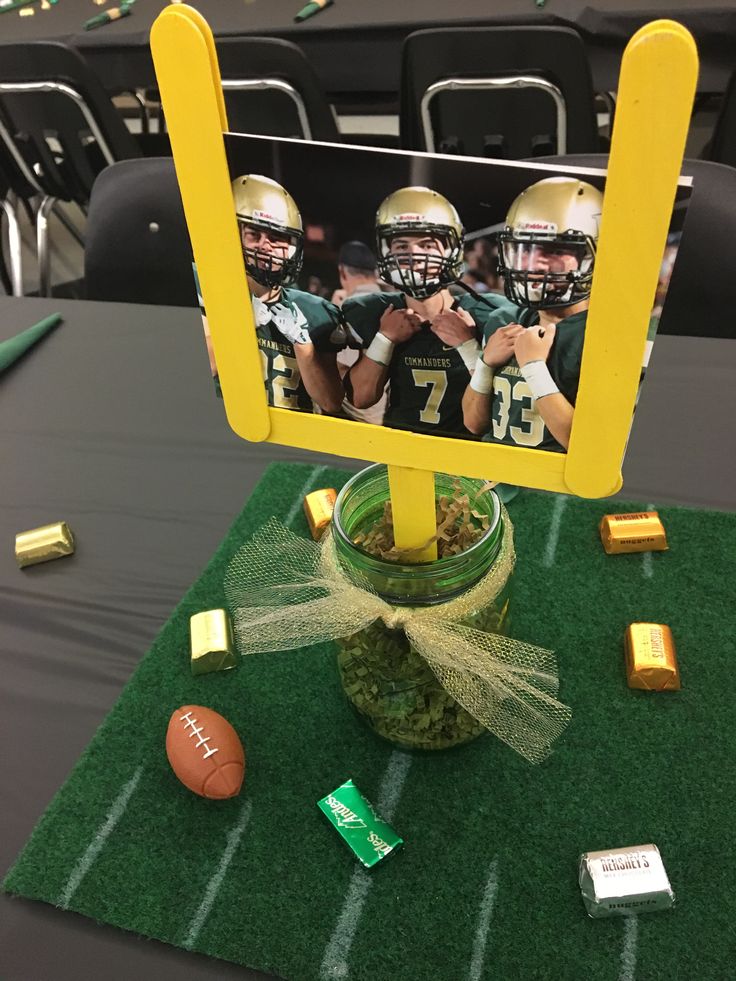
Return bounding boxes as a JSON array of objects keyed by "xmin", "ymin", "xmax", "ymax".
[{"xmin": 599, "ymin": 511, "xmax": 668, "ymax": 554}]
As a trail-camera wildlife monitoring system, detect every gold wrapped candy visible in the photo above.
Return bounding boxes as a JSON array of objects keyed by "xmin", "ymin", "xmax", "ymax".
[
  {"xmin": 303, "ymin": 488, "xmax": 337, "ymax": 541},
  {"xmin": 190, "ymin": 609, "xmax": 237, "ymax": 675},
  {"xmin": 15, "ymin": 522, "xmax": 75, "ymax": 568},
  {"xmin": 625, "ymin": 623, "xmax": 680, "ymax": 691},
  {"xmin": 599, "ymin": 511, "xmax": 668, "ymax": 554}
]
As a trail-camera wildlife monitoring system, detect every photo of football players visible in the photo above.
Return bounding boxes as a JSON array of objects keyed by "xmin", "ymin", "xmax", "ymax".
[
  {"xmin": 216, "ymin": 132, "xmax": 686, "ymax": 450},
  {"xmin": 462, "ymin": 176, "xmax": 603, "ymax": 452},
  {"xmin": 343, "ymin": 186, "xmax": 518, "ymax": 438},
  {"xmin": 233, "ymin": 173, "xmax": 347, "ymax": 414}
]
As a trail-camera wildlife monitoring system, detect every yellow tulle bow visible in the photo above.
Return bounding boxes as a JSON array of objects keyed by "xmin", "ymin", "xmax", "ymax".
[{"xmin": 223, "ymin": 516, "xmax": 571, "ymax": 764}]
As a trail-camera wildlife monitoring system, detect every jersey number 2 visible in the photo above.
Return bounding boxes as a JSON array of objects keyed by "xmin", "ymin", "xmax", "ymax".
[{"xmin": 260, "ymin": 351, "xmax": 301, "ymax": 409}]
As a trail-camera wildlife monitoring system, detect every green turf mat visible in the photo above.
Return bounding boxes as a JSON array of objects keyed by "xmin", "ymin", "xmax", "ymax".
[{"xmin": 4, "ymin": 462, "xmax": 736, "ymax": 981}]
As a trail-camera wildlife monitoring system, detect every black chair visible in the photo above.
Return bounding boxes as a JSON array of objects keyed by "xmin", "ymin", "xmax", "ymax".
[
  {"xmin": 0, "ymin": 41, "xmax": 142, "ymax": 296},
  {"xmin": 85, "ymin": 158, "xmax": 197, "ymax": 308},
  {"xmin": 400, "ymin": 27, "xmax": 601, "ymax": 159},
  {"xmin": 704, "ymin": 71, "xmax": 736, "ymax": 169},
  {"xmin": 534, "ymin": 154, "xmax": 736, "ymax": 340},
  {"xmin": 155, "ymin": 37, "xmax": 340, "ymax": 144}
]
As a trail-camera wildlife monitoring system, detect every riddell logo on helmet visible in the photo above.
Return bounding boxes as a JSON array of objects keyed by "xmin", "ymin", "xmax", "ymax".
[
  {"xmin": 518, "ymin": 220, "xmax": 557, "ymax": 233},
  {"xmin": 252, "ymin": 209, "xmax": 276, "ymax": 222},
  {"xmin": 394, "ymin": 213, "xmax": 424, "ymax": 223}
]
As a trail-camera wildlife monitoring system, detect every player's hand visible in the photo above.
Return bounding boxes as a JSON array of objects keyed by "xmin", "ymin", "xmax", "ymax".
[
  {"xmin": 379, "ymin": 303, "xmax": 423, "ymax": 344},
  {"xmin": 514, "ymin": 323, "xmax": 556, "ymax": 367},
  {"xmin": 430, "ymin": 307, "xmax": 476, "ymax": 347},
  {"xmin": 277, "ymin": 321, "xmax": 311, "ymax": 345},
  {"xmin": 270, "ymin": 305, "xmax": 311, "ymax": 345},
  {"xmin": 331, "ymin": 288, "xmax": 347, "ymax": 306},
  {"xmin": 481, "ymin": 323, "xmax": 526, "ymax": 369}
]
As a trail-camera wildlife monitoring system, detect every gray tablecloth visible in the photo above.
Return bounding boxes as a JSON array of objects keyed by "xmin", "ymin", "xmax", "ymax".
[
  {"xmin": 1, "ymin": 0, "xmax": 733, "ymax": 98},
  {"xmin": 0, "ymin": 296, "xmax": 734, "ymax": 981}
]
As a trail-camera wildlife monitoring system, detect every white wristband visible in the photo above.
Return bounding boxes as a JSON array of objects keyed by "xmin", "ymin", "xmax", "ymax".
[
  {"xmin": 469, "ymin": 356, "xmax": 494, "ymax": 394},
  {"xmin": 456, "ymin": 338, "xmax": 481, "ymax": 372},
  {"xmin": 365, "ymin": 332, "xmax": 395, "ymax": 366},
  {"xmin": 520, "ymin": 360, "xmax": 560, "ymax": 400}
]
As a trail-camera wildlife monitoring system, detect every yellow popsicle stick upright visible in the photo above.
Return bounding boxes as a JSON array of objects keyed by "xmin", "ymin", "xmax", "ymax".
[
  {"xmin": 564, "ymin": 20, "xmax": 698, "ymax": 497},
  {"xmin": 151, "ymin": 7, "xmax": 270, "ymax": 443},
  {"xmin": 388, "ymin": 465, "xmax": 438, "ymax": 562}
]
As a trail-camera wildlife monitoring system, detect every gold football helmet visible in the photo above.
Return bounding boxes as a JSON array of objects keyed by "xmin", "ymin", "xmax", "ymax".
[
  {"xmin": 375, "ymin": 186, "xmax": 464, "ymax": 298},
  {"xmin": 232, "ymin": 174, "xmax": 304, "ymax": 287},
  {"xmin": 498, "ymin": 177, "xmax": 603, "ymax": 309}
]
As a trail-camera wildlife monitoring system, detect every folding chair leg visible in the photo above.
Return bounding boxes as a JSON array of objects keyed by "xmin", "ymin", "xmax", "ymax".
[
  {"xmin": 1, "ymin": 192, "xmax": 24, "ymax": 296},
  {"xmin": 36, "ymin": 194, "xmax": 56, "ymax": 298},
  {"xmin": 0, "ymin": 202, "xmax": 12, "ymax": 296},
  {"xmin": 132, "ymin": 89, "xmax": 150, "ymax": 135}
]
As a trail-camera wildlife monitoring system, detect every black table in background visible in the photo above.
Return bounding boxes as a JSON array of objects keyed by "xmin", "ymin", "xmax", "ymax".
[
  {"xmin": 0, "ymin": 296, "xmax": 734, "ymax": 981},
  {"xmin": 1, "ymin": 0, "xmax": 733, "ymax": 107}
]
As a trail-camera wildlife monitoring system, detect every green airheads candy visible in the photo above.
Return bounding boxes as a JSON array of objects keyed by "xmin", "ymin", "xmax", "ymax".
[{"xmin": 317, "ymin": 779, "xmax": 403, "ymax": 868}]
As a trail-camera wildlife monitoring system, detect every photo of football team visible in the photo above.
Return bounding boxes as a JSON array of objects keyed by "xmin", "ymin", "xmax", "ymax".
[{"xmin": 205, "ymin": 133, "xmax": 687, "ymax": 453}]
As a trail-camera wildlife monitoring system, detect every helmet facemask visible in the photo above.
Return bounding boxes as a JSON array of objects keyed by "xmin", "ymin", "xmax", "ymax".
[
  {"xmin": 498, "ymin": 230, "xmax": 595, "ymax": 310},
  {"xmin": 238, "ymin": 219, "xmax": 304, "ymax": 289},
  {"xmin": 376, "ymin": 224, "xmax": 462, "ymax": 299}
]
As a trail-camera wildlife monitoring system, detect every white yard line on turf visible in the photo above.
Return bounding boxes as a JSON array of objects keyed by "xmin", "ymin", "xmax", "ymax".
[
  {"xmin": 468, "ymin": 857, "xmax": 500, "ymax": 981},
  {"xmin": 320, "ymin": 751, "xmax": 412, "ymax": 980},
  {"xmin": 284, "ymin": 465, "xmax": 328, "ymax": 528},
  {"xmin": 184, "ymin": 799, "xmax": 253, "ymax": 949},
  {"xmin": 642, "ymin": 504, "xmax": 655, "ymax": 579},
  {"xmin": 59, "ymin": 765, "xmax": 144, "ymax": 908},
  {"xmin": 55, "ymin": 472, "xmax": 323, "ymax": 928},
  {"xmin": 619, "ymin": 915, "xmax": 639, "ymax": 981},
  {"xmin": 183, "ymin": 469, "xmax": 324, "ymax": 948},
  {"xmin": 543, "ymin": 494, "xmax": 568, "ymax": 567}
]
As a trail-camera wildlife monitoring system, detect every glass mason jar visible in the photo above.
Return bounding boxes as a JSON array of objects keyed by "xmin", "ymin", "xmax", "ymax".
[{"xmin": 331, "ymin": 464, "xmax": 513, "ymax": 751}]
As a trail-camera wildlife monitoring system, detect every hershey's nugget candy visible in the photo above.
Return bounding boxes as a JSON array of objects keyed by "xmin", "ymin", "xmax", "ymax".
[
  {"xmin": 599, "ymin": 511, "xmax": 668, "ymax": 554},
  {"xmin": 317, "ymin": 778, "xmax": 403, "ymax": 868},
  {"xmin": 579, "ymin": 844, "xmax": 675, "ymax": 917},
  {"xmin": 15, "ymin": 521, "xmax": 75, "ymax": 568},
  {"xmin": 625, "ymin": 623, "xmax": 680, "ymax": 691},
  {"xmin": 303, "ymin": 488, "xmax": 337, "ymax": 540},
  {"xmin": 190, "ymin": 609, "xmax": 237, "ymax": 675}
]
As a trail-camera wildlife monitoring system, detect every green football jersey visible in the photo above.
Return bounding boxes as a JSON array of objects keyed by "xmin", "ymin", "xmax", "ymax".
[
  {"xmin": 481, "ymin": 307, "xmax": 587, "ymax": 453},
  {"xmin": 343, "ymin": 290, "xmax": 518, "ymax": 437},
  {"xmin": 255, "ymin": 287, "xmax": 346, "ymax": 412}
]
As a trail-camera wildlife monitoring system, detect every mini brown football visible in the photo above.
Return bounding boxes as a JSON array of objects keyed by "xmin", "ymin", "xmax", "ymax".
[{"xmin": 166, "ymin": 705, "xmax": 245, "ymax": 799}]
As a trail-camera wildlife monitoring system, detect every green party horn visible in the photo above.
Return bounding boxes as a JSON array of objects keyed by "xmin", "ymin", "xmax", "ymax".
[{"xmin": 0, "ymin": 313, "xmax": 62, "ymax": 374}]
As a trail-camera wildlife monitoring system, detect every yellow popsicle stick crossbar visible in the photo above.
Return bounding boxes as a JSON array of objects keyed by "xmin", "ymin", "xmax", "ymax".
[{"xmin": 150, "ymin": 9, "xmax": 697, "ymax": 552}]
